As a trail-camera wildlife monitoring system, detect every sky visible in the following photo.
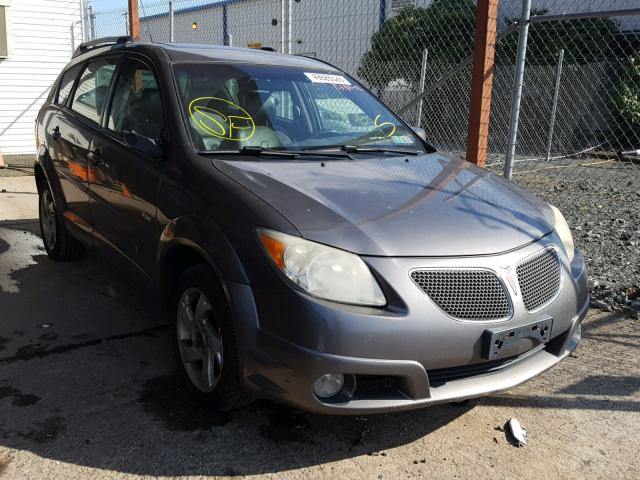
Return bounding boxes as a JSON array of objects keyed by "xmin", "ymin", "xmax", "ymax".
[
  {"xmin": 88, "ymin": 0, "xmax": 217, "ymax": 12},
  {"xmin": 88, "ymin": 0, "xmax": 128, "ymax": 11}
]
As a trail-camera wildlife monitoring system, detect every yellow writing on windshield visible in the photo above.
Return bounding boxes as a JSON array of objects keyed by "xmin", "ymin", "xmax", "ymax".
[
  {"xmin": 188, "ymin": 97, "xmax": 256, "ymax": 141},
  {"xmin": 373, "ymin": 114, "xmax": 396, "ymax": 138}
]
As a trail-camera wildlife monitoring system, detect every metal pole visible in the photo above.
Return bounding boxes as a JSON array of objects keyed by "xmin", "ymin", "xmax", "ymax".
[
  {"xmin": 88, "ymin": 5, "xmax": 96, "ymax": 39},
  {"xmin": 503, "ymin": 0, "xmax": 532, "ymax": 180},
  {"xmin": 169, "ymin": 0, "xmax": 174, "ymax": 42},
  {"xmin": 79, "ymin": 0, "xmax": 87, "ymax": 41},
  {"xmin": 280, "ymin": 0, "xmax": 286, "ymax": 53},
  {"xmin": 287, "ymin": 0, "xmax": 292, "ymax": 54},
  {"xmin": 545, "ymin": 49, "xmax": 564, "ymax": 161},
  {"xmin": 416, "ymin": 48, "xmax": 428, "ymax": 128},
  {"xmin": 228, "ymin": 34, "xmax": 233, "ymax": 47}
]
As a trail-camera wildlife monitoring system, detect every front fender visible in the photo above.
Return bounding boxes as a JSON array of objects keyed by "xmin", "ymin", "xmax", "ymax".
[{"xmin": 156, "ymin": 215, "xmax": 249, "ymax": 285}]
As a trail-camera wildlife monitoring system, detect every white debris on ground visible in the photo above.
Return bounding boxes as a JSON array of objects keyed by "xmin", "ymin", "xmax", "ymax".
[{"xmin": 506, "ymin": 417, "xmax": 528, "ymax": 447}]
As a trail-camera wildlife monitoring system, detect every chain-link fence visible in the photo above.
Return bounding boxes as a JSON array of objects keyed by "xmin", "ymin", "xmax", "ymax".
[{"xmin": 88, "ymin": 0, "xmax": 639, "ymax": 312}]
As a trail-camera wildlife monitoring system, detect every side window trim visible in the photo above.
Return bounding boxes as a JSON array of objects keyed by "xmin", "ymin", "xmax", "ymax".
[{"xmin": 100, "ymin": 57, "xmax": 125, "ymax": 128}]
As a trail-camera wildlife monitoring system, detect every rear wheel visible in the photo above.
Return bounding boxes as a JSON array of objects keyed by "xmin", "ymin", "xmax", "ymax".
[
  {"xmin": 172, "ymin": 264, "xmax": 252, "ymax": 411},
  {"xmin": 38, "ymin": 184, "xmax": 83, "ymax": 260}
]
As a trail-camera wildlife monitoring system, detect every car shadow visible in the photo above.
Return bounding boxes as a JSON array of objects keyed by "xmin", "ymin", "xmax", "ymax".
[{"xmin": 0, "ymin": 220, "xmax": 468, "ymax": 476}]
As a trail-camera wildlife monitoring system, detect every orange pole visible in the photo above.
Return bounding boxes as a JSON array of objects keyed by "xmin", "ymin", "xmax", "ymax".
[
  {"xmin": 0, "ymin": 147, "xmax": 5, "ymax": 169},
  {"xmin": 128, "ymin": 0, "xmax": 140, "ymax": 41},
  {"xmin": 466, "ymin": 0, "xmax": 499, "ymax": 167}
]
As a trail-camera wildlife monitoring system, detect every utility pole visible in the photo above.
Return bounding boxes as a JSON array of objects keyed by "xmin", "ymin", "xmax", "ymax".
[
  {"xmin": 128, "ymin": 0, "xmax": 140, "ymax": 41},
  {"xmin": 465, "ymin": 0, "xmax": 499, "ymax": 167}
]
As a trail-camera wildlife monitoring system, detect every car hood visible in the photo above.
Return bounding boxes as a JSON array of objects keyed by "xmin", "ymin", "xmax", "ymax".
[{"xmin": 212, "ymin": 153, "xmax": 555, "ymax": 257}]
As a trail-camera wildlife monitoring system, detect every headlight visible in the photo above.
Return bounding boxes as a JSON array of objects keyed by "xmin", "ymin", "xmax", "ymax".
[
  {"xmin": 257, "ymin": 229, "xmax": 386, "ymax": 306},
  {"xmin": 550, "ymin": 205, "xmax": 575, "ymax": 262}
]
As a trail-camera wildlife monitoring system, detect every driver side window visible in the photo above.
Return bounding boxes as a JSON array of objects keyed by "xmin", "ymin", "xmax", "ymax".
[{"xmin": 107, "ymin": 60, "xmax": 163, "ymax": 142}]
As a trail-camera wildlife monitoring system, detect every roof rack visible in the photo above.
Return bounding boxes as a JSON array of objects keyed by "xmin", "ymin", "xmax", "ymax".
[{"xmin": 73, "ymin": 36, "xmax": 133, "ymax": 58}]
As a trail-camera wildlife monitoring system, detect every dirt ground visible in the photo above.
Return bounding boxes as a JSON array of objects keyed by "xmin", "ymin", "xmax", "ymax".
[{"xmin": 0, "ymin": 175, "xmax": 638, "ymax": 480}]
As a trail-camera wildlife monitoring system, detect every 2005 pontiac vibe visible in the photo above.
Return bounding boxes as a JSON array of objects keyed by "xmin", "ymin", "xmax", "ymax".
[{"xmin": 34, "ymin": 36, "xmax": 589, "ymax": 414}]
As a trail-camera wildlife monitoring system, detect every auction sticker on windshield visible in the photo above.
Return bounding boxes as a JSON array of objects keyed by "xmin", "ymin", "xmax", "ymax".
[{"xmin": 304, "ymin": 72, "xmax": 351, "ymax": 85}]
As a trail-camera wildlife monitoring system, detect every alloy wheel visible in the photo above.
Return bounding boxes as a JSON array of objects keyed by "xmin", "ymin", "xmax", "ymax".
[
  {"xmin": 176, "ymin": 287, "xmax": 224, "ymax": 392},
  {"xmin": 40, "ymin": 189, "xmax": 57, "ymax": 251}
]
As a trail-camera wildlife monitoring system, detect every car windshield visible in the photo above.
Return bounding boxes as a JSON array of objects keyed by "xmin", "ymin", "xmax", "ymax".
[{"xmin": 173, "ymin": 63, "xmax": 427, "ymax": 154}]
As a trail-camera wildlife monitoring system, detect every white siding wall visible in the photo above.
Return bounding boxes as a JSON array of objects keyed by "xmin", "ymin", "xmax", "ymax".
[{"xmin": 0, "ymin": 0, "xmax": 83, "ymax": 155}]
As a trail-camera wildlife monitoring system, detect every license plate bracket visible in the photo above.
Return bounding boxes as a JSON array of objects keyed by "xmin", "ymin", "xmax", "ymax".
[{"xmin": 482, "ymin": 318, "xmax": 553, "ymax": 360}]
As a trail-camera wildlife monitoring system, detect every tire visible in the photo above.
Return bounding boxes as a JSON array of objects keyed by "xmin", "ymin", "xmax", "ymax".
[
  {"xmin": 38, "ymin": 183, "xmax": 83, "ymax": 261},
  {"xmin": 172, "ymin": 264, "xmax": 252, "ymax": 411}
]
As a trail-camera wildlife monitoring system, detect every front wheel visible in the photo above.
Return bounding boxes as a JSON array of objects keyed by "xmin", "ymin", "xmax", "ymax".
[
  {"xmin": 38, "ymin": 184, "xmax": 83, "ymax": 260},
  {"xmin": 172, "ymin": 264, "xmax": 252, "ymax": 411}
]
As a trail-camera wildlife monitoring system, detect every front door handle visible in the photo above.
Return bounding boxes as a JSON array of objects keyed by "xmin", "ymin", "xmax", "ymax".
[{"xmin": 51, "ymin": 126, "xmax": 61, "ymax": 141}]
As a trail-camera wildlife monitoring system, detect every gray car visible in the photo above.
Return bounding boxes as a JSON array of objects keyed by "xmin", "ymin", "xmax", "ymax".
[{"xmin": 34, "ymin": 37, "xmax": 588, "ymax": 415}]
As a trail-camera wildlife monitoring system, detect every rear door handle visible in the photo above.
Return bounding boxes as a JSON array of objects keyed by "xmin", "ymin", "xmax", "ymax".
[{"xmin": 51, "ymin": 126, "xmax": 61, "ymax": 141}]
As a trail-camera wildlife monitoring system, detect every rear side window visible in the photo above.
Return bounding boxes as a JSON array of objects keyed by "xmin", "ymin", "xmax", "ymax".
[
  {"xmin": 56, "ymin": 65, "xmax": 81, "ymax": 106},
  {"xmin": 70, "ymin": 59, "xmax": 118, "ymax": 123}
]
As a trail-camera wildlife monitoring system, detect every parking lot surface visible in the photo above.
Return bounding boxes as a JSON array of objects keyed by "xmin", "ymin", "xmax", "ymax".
[{"xmin": 0, "ymin": 175, "xmax": 638, "ymax": 479}]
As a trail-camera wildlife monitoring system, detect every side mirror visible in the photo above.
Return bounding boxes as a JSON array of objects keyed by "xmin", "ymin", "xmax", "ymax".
[
  {"xmin": 124, "ymin": 132, "xmax": 164, "ymax": 159},
  {"xmin": 411, "ymin": 126, "xmax": 427, "ymax": 141}
]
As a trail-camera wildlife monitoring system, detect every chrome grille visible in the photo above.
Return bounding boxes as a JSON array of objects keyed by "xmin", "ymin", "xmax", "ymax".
[
  {"xmin": 516, "ymin": 248, "xmax": 561, "ymax": 311},
  {"xmin": 411, "ymin": 270, "xmax": 510, "ymax": 321}
]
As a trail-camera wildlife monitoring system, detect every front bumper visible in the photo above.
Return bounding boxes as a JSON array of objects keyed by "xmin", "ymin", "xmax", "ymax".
[
  {"xmin": 242, "ymin": 297, "xmax": 586, "ymax": 414},
  {"xmin": 232, "ymin": 236, "xmax": 589, "ymax": 414}
]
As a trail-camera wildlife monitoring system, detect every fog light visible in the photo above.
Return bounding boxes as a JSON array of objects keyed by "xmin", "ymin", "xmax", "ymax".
[{"xmin": 313, "ymin": 373, "xmax": 344, "ymax": 398}]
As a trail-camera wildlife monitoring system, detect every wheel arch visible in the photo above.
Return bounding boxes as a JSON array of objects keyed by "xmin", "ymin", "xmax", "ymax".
[
  {"xmin": 156, "ymin": 217, "xmax": 250, "ymax": 322},
  {"xmin": 34, "ymin": 146, "xmax": 66, "ymax": 211}
]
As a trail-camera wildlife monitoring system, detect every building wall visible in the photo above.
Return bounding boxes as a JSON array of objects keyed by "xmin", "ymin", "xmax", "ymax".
[
  {"xmin": 290, "ymin": 0, "xmax": 381, "ymax": 75},
  {"xmin": 141, "ymin": 3, "xmax": 225, "ymax": 44},
  {"xmin": 0, "ymin": 0, "xmax": 83, "ymax": 155}
]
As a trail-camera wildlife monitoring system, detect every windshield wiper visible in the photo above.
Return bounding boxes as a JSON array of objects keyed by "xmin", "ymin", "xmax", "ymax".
[
  {"xmin": 200, "ymin": 146, "xmax": 353, "ymax": 159},
  {"xmin": 340, "ymin": 145, "xmax": 421, "ymax": 155},
  {"xmin": 241, "ymin": 146, "xmax": 301, "ymax": 158},
  {"xmin": 199, "ymin": 147, "xmax": 299, "ymax": 158}
]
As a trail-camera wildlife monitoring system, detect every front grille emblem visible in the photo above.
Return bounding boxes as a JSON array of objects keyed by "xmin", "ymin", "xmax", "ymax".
[{"xmin": 500, "ymin": 265, "xmax": 519, "ymax": 296}]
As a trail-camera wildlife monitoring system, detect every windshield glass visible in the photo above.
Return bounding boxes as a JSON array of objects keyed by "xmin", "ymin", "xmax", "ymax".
[{"xmin": 173, "ymin": 63, "xmax": 427, "ymax": 154}]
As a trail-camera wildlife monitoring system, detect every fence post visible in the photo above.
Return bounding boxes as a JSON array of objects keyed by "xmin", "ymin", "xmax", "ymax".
[
  {"xmin": 128, "ymin": 0, "xmax": 140, "ymax": 41},
  {"xmin": 465, "ymin": 0, "xmax": 499, "ymax": 167},
  {"xmin": 87, "ymin": 5, "xmax": 96, "ymax": 40},
  {"xmin": 280, "ymin": 0, "xmax": 286, "ymax": 53},
  {"xmin": 503, "ymin": 0, "xmax": 532, "ymax": 180},
  {"xmin": 287, "ymin": 0, "xmax": 292, "ymax": 54},
  {"xmin": 169, "ymin": 0, "xmax": 174, "ymax": 42},
  {"xmin": 416, "ymin": 48, "xmax": 428, "ymax": 128},
  {"xmin": 545, "ymin": 48, "xmax": 564, "ymax": 161}
]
